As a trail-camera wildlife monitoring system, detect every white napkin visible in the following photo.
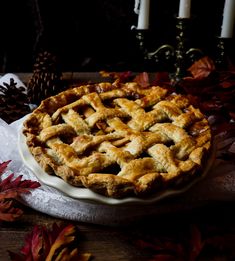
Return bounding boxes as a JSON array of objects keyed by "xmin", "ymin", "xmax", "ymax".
[{"xmin": 0, "ymin": 73, "xmax": 27, "ymax": 94}]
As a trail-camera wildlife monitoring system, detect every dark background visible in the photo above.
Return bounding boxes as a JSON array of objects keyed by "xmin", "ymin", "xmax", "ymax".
[{"xmin": 0, "ymin": 0, "xmax": 234, "ymax": 73}]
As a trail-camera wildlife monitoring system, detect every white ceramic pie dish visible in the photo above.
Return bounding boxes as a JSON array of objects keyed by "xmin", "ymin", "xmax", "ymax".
[{"xmin": 18, "ymin": 127, "xmax": 216, "ymax": 206}]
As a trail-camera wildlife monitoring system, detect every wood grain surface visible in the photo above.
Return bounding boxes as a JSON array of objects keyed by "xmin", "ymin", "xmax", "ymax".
[{"xmin": 0, "ymin": 202, "xmax": 235, "ymax": 261}]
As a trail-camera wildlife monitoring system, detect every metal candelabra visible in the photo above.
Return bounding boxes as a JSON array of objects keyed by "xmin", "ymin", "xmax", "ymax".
[{"xmin": 135, "ymin": 17, "xmax": 229, "ymax": 83}]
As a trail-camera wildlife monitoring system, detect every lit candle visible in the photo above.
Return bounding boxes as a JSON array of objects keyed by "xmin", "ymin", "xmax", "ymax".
[
  {"xmin": 137, "ymin": 0, "xmax": 150, "ymax": 29},
  {"xmin": 178, "ymin": 0, "xmax": 191, "ymax": 18},
  {"xmin": 221, "ymin": 0, "xmax": 235, "ymax": 38}
]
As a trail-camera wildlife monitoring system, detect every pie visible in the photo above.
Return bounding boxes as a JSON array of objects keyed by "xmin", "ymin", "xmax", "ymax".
[{"xmin": 22, "ymin": 80, "xmax": 212, "ymax": 198}]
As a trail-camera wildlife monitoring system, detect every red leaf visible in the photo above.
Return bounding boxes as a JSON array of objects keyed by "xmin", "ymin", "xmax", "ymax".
[
  {"xmin": 136, "ymin": 237, "xmax": 185, "ymax": 260},
  {"xmin": 0, "ymin": 200, "xmax": 23, "ymax": 221},
  {"xmin": 188, "ymin": 225, "xmax": 204, "ymax": 261},
  {"xmin": 0, "ymin": 190, "xmax": 19, "ymax": 201},
  {"xmin": 220, "ymin": 80, "xmax": 235, "ymax": 88},
  {"xmin": 118, "ymin": 71, "xmax": 133, "ymax": 82},
  {"xmin": 152, "ymin": 72, "xmax": 171, "ymax": 87},
  {"xmin": 9, "ymin": 223, "xmax": 92, "ymax": 261},
  {"xmin": 150, "ymin": 254, "xmax": 180, "ymax": 261},
  {"xmin": 0, "ymin": 173, "xmax": 40, "ymax": 194},
  {"xmin": 0, "ymin": 160, "xmax": 11, "ymax": 175},
  {"xmin": 0, "ymin": 161, "xmax": 41, "ymax": 222},
  {"xmin": 8, "ymin": 251, "xmax": 25, "ymax": 261},
  {"xmin": 205, "ymin": 234, "xmax": 235, "ymax": 251},
  {"xmin": 187, "ymin": 56, "xmax": 216, "ymax": 79},
  {"xmin": 218, "ymin": 71, "xmax": 235, "ymax": 89},
  {"xmin": 201, "ymin": 100, "xmax": 223, "ymax": 112},
  {"xmin": 99, "ymin": 71, "xmax": 133, "ymax": 83},
  {"xmin": 133, "ymin": 72, "xmax": 150, "ymax": 88},
  {"xmin": 229, "ymin": 111, "xmax": 235, "ymax": 120}
]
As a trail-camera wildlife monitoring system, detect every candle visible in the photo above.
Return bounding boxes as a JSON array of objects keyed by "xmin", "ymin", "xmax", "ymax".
[
  {"xmin": 178, "ymin": 0, "xmax": 191, "ymax": 18},
  {"xmin": 221, "ymin": 0, "xmax": 235, "ymax": 38},
  {"xmin": 137, "ymin": 0, "xmax": 150, "ymax": 29}
]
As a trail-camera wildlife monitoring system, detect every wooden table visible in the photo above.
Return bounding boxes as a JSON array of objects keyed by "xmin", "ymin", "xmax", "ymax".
[{"xmin": 0, "ymin": 202, "xmax": 235, "ymax": 261}]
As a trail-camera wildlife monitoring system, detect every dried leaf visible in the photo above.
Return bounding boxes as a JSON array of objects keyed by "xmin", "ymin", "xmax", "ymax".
[
  {"xmin": 0, "ymin": 160, "xmax": 11, "ymax": 175},
  {"xmin": 201, "ymin": 100, "xmax": 223, "ymax": 112},
  {"xmin": 133, "ymin": 72, "xmax": 150, "ymax": 87},
  {"xmin": 46, "ymin": 224, "xmax": 77, "ymax": 260},
  {"xmin": 9, "ymin": 223, "xmax": 92, "ymax": 261},
  {"xmin": 188, "ymin": 225, "xmax": 204, "ymax": 261},
  {"xmin": 152, "ymin": 72, "xmax": 171, "ymax": 87},
  {"xmin": 135, "ymin": 237, "xmax": 185, "ymax": 260},
  {"xmin": 205, "ymin": 234, "xmax": 235, "ymax": 251},
  {"xmin": 99, "ymin": 71, "xmax": 133, "ymax": 82},
  {"xmin": 219, "ymin": 71, "xmax": 235, "ymax": 89},
  {"xmin": 0, "ymin": 161, "xmax": 41, "ymax": 222},
  {"xmin": 150, "ymin": 254, "xmax": 179, "ymax": 261},
  {"xmin": 229, "ymin": 111, "xmax": 235, "ymax": 121},
  {"xmin": 0, "ymin": 200, "xmax": 23, "ymax": 221},
  {"xmin": 187, "ymin": 56, "xmax": 216, "ymax": 79},
  {"xmin": 8, "ymin": 251, "xmax": 25, "ymax": 261},
  {"xmin": 220, "ymin": 79, "xmax": 235, "ymax": 88}
]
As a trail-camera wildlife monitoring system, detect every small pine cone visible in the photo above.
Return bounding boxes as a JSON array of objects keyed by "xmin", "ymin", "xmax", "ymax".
[
  {"xmin": 0, "ymin": 78, "xmax": 31, "ymax": 123},
  {"xmin": 27, "ymin": 51, "xmax": 63, "ymax": 105}
]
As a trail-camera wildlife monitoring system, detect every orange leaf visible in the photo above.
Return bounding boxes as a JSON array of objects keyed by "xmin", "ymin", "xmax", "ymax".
[
  {"xmin": 187, "ymin": 56, "xmax": 215, "ymax": 79},
  {"xmin": 0, "ymin": 190, "xmax": 19, "ymax": 201},
  {"xmin": 133, "ymin": 72, "xmax": 150, "ymax": 88},
  {"xmin": 46, "ymin": 224, "xmax": 91, "ymax": 261},
  {"xmin": 10, "ymin": 223, "xmax": 91, "ymax": 261},
  {"xmin": 99, "ymin": 71, "xmax": 132, "ymax": 82},
  {"xmin": 220, "ymin": 79, "xmax": 235, "ymax": 88},
  {"xmin": 0, "ymin": 200, "xmax": 23, "ymax": 221},
  {"xmin": 54, "ymin": 248, "xmax": 91, "ymax": 261},
  {"xmin": 46, "ymin": 224, "xmax": 76, "ymax": 260}
]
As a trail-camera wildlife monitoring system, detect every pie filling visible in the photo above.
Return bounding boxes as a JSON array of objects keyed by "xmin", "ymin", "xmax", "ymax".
[{"xmin": 23, "ymin": 81, "xmax": 212, "ymax": 198}]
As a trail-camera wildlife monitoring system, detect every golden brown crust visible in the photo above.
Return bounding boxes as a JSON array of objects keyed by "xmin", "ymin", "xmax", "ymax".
[{"xmin": 23, "ymin": 81, "xmax": 212, "ymax": 198}]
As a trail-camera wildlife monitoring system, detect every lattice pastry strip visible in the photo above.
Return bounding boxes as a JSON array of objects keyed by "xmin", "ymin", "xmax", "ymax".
[{"xmin": 23, "ymin": 81, "xmax": 212, "ymax": 198}]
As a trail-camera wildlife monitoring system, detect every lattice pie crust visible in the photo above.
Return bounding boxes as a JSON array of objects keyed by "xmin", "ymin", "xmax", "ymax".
[{"xmin": 23, "ymin": 81, "xmax": 212, "ymax": 198}]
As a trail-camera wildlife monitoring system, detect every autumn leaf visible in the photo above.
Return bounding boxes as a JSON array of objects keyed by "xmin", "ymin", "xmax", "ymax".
[
  {"xmin": 0, "ymin": 160, "xmax": 11, "ymax": 174},
  {"xmin": 220, "ymin": 79, "xmax": 235, "ymax": 88},
  {"xmin": 135, "ymin": 236, "xmax": 186, "ymax": 260},
  {"xmin": 187, "ymin": 56, "xmax": 216, "ymax": 80},
  {"xmin": 0, "ymin": 200, "xmax": 23, "ymax": 221},
  {"xmin": 188, "ymin": 225, "xmax": 204, "ymax": 261},
  {"xmin": 219, "ymin": 70, "xmax": 235, "ymax": 89},
  {"xmin": 135, "ymin": 223, "xmax": 235, "ymax": 261},
  {"xmin": 151, "ymin": 71, "xmax": 171, "ymax": 88},
  {"xmin": 205, "ymin": 233, "xmax": 235, "ymax": 252},
  {"xmin": 9, "ymin": 223, "xmax": 92, "ymax": 261},
  {"xmin": 133, "ymin": 72, "xmax": 150, "ymax": 88},
  {"xmin": 229, "ymin": 111, "xmax": 235, "ymax": 121},
  {"xmin": 151, "ymin": 254, "xmax": 182, "ymax": 261},
  {"xmin": 99, "ymin": 70, "xmax": 133, "ymax": 82},
  {"xmin": 0, "ymin": 160, "xmax": 40, "ymax": 222}
]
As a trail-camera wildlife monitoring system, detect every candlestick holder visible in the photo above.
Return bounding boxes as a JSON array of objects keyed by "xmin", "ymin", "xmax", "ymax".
[
  {"xmin": 135, "ymin": 29, "xmax": 175, "ymax": 66},
  {"xmin": 215, "ymin": 37, "xmax": 231, "ymax": 70},
  {"xmin": 135, "ymin": 17, "xmax": 204, "ymax": 83}
]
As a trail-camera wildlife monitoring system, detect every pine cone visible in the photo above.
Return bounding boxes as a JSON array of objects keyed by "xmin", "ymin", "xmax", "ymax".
[
  {"xmin": 0, "ymin": 78, "xmax": 31, "ymax": 123},
  {"xmin": 27, "ymin": 51, "xmax": 63, "ymax": 105}
]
